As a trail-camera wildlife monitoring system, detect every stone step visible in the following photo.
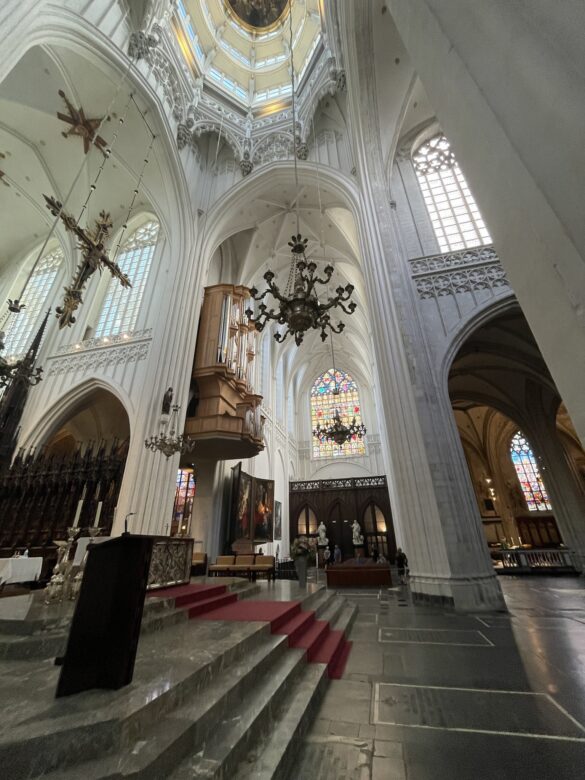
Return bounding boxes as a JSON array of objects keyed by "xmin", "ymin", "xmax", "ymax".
[
  {"xmin": 274, "ymin": 610, "xmax": 315, "ymax": 645},
  {"xmin": 333, "ymin": 602, "xmax": 359, "ymax": 637},
  {"xmin": 0, "ymin": 599, "xmax": 189, "ymax": 661},
  {"xmin": 316, "ymin": 593, "xmax": 347, "ymax": 627},
  {"xmin": 233, "ymin": 663, "xmax": 329, "ymax": 780},
  {"xmin": 290, "ymin": 619, "xmax": 330, "ymax": 661},
  {"xmin": 3, "ymin": 620, "xmax": 274, "ymax": 779},
  {"xmin": 168, "ymin": 646, "xmax": 308, "ymax": 779},
  {"xmin": 187, "ymin": 592, "xmax": 239, "ymax": 618},
  {"xmin": 36, "ymin": 632, "xmax": 292, "ymax": 780}
]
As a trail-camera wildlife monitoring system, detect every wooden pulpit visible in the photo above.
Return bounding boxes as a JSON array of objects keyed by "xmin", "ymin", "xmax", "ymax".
[{"xmin": 56, "ymin": 534, "xmax": 153, "ymax": 697}]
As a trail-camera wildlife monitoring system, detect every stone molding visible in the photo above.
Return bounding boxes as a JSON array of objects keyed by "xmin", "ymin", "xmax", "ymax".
[
  {"xmin": 46, "ymin": 330, "xmax": 152, "ymax": 375},
  {"xmin": 409, "ymin": 245, "xmax": 510, "ymax": 299}
]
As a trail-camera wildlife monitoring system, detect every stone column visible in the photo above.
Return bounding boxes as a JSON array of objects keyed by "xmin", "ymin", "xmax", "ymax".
[
  {"xmin": 523, "ymin": 386, "xmax": 585, "ymax": 571},
  {"xmin": 191, "ymin": 459, "xmax": 224, "ymax": 560},
  {"xmin": 340, "ymin": 1, "xmax": 504, "ymax": 611}
]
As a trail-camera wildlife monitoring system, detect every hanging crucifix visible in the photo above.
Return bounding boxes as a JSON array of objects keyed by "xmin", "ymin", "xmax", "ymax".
[{"xmin": 43, "ymin": 195, "xmax": 132, "ymax": 328}]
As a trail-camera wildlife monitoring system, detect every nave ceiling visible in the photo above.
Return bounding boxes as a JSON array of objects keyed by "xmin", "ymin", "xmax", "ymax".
[{"xmin": 0, "ymin": 42, "xmax": 181, "ymax": 279}]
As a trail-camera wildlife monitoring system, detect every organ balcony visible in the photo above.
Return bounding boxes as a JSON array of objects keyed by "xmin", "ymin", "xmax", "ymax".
[{"xmin": 184, "ymin": 284, "xmax": 265, "ymax": 460}]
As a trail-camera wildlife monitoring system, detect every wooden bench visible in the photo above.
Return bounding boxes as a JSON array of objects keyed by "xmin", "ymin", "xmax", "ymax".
[
  {"xmin": 208, "ymin": 554, "xmax": 276, "ymax": 581},
  {"xmin": 191, "ymin": 552, "xmax": 208, "ymax": 576},
  {"xmin": 208, "ymin": 555, "xmax": 236, "ymax": 577}
]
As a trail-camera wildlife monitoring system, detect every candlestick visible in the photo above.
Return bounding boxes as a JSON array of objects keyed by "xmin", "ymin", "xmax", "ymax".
[
  {"xmin": 93, "ymin": 501, "xmax": 103, "ymax": 528},
  {"xmin": 72, "ymin": 499, "xmax": 83, "ymax": 528}
]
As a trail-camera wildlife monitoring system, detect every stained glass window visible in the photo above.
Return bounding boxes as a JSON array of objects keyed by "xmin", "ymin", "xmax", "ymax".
[
  {"xmin": 510, "ymin": 432, "xmax": 551, "ymax": 512},
  {"xmin": 413, "ymin": 134, "xmax": 491, "ymax": 252},
  {"xmin": 311, "ymin": 368, "xmax": 366, "ymax": 459},
  {"xmin": 3, "ymin": 247, "xmax": 63, "ymax": 359},
  {"xmin": 95, "ymin": 220, "xmax": 159, "ymax": 338},
  {"xmin": 171, "ymin": 468, "xmax": 196, "ymax": 536}
]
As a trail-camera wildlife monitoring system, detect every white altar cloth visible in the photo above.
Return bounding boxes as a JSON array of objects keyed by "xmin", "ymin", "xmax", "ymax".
[{"xmin": 0, "ymin": 557, "xmax": 42, "ymax": 585}]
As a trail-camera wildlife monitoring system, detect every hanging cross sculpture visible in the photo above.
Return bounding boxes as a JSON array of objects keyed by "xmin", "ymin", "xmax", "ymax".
[
  {"xmin": 57, "ymin": 90, "xmax": 108, "ymax": 156},
  {"xmin": 44, "ymin": 195, "xmax": 132, "ymax": 328}
]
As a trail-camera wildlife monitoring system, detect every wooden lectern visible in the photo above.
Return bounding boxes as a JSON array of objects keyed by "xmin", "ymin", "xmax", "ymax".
[{"xmin": 56, "ymin": 534, "xmax": 153, "ymax": 698}]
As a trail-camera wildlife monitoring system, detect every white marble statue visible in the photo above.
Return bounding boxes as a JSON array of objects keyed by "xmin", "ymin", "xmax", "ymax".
[
  {"xmin": 352, "ymin": 520, "xmax": 364, "ymax": 546},
  {"xmin": 317, "ymin": 521, "xmax": 329, "ymax": 547}
]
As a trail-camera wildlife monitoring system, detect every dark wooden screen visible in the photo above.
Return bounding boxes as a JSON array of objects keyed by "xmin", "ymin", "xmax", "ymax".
[
  {"xmin": 0, "ymin": 439, "xmax": 128, "ymax": 572},
  {"xmin": 289, "ymin": 476, "xmax": 396, "ymax": 561}
]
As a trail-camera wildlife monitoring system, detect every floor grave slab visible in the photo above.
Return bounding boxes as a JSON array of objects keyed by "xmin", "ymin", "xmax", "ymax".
[
  {"xmin": 378, "ymin": 627, "xmax": 493, "ymax": 646},
  {"xmin": 373, "ymin": 683, "xmax": 585, "ymax": 741}
]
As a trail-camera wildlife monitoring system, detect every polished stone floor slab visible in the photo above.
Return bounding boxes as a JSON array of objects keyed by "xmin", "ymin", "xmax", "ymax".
[
  {"xmin": 373, "ymin": 683, "xmax": 585, "ymax": 739},
  {"xmin": 378, "ymin": 627, "xmax": 493, "ymax": 646},
  {"xmin": 296, "ymin": 575, "xmax": 585, "ymax": 778}
]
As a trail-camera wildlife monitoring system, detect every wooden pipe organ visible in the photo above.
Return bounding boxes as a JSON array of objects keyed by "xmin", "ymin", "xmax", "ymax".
[{"xmin": 185, "ymin": 284, "xmax": 264, "ymax": 459}]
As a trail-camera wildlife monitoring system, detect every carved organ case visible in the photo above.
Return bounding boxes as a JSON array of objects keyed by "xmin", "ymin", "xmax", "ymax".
[{"xmin": 185, "ymin": 285, "xmax": 264, "ymax": 459}]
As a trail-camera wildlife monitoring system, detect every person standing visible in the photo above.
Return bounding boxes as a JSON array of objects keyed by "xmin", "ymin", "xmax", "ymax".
[
  {"xmin": 334, "ymin": 545, "xmax": 342, "ymax": 564},
  {"xmin": 395, "ymin": 548, "xmax": 408, "ymax": 584}
]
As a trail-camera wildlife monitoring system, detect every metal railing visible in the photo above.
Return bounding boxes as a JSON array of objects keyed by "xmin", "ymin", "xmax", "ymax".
[{"xmin": 492, "ymin": 548, "xmax": 576, "ymax": 572}]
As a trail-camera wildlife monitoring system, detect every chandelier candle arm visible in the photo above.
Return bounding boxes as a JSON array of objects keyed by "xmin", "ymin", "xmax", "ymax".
[{"xmin": 144, "ymin": 403, "xmax": 195, "ymax": 458}]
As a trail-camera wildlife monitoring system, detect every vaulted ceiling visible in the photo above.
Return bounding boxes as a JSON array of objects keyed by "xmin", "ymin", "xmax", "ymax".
[{"xmin": 0, "ymin": 44, "xmax": 175, "ymax": 280}]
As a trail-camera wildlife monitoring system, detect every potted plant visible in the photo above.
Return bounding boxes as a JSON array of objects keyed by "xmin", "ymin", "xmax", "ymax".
[{"xmin": 290, "ymin": 537, "xmax": 316, "ymax": 587}]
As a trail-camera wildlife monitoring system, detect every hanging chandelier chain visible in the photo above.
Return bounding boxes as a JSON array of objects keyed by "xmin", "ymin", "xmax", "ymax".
[
  {"xmin": 76, "ymin": 91, "xmax": 134, "ymax": 226},
  {"xmin": 289, "ymin": 5, "xmax": 300, "ymax": 238},
  {"xmin": 330, "ymin": 328, "xmax": 339, "ymax": 393},
  {"xmin": 246, "ymin": 5, "xmax": 358, "ymax": 347},
  {"xmin": 111, "ymin": 129, "xmax": 157, "ymax": 264}
]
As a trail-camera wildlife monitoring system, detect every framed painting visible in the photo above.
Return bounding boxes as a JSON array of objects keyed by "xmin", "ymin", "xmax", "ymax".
[
  {"xmin": 273, "ymin": 500, "xmax": 282, "ymax": 540},
  {"xmin": 233, "ymin": 466, "xmax": 253, "ymax": 542},
  {"xmin": 253, "ymin": 478, "xmax": 274, "ymax": 542}
]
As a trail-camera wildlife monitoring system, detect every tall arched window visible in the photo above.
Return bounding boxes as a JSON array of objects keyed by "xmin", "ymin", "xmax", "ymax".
[
  {"xmin": 510, "ymin": 432, "xmax": 552, "ymax": 511},
  {"xmin": 95, "ymin": 220, "xmax": 159, "ymax": 338},
  {"xmin": 275, "ymin": 357, "xmax": 285, "ymax": 422},
  {"xmin": 3, "ymin": 247, "xmax": 63, "ymax": 359},
  {"xmin": 413, "ymin": 134, "xmax": 491, "ymax": 252},
  {"xmin": 311, "ymin": 368, "xmax": 366, "ymax": 459}
]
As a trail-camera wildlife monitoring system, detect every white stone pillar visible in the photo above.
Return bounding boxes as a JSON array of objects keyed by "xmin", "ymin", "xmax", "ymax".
[{"xmin": 341, "ymin": 0, "xmax": 504, "ymax": 610}]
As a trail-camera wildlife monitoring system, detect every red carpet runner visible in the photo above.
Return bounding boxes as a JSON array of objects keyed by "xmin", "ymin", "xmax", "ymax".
[{"xmin": 150, "ymin": 584, "xmax": 351, "ymax": 679}]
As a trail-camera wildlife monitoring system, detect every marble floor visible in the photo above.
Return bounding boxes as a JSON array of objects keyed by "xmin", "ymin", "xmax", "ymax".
[{"xmin": 296, "ymin": 575, "xmax": 585, "ymax": 780}]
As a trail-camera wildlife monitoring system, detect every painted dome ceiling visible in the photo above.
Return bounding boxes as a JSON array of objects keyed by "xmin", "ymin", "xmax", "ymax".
[
  {"xmin": 225, "ymin": 1, "xmax": 290, "ymax": 31},
  {"xmin": 175, "ymin": 0, "xmax": 322, "ymax": 112}
]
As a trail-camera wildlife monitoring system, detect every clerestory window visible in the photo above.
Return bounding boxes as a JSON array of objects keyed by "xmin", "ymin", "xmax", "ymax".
[
  {"xmin": 94, "ymin": 220, "xmax": 159, "ymax": 338},
  {"xmin": 3, "ymin": 247, "xmax": 63, "ymax": 359},
  {"xmin": 413, "ymin": 133, "xmax": 491, "ymax": 252}
]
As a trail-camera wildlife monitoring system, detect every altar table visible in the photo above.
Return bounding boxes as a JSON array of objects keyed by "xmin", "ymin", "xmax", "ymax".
[{"xmin": 0, "ymin": 557, "xmax": 43, "ymax": 585}]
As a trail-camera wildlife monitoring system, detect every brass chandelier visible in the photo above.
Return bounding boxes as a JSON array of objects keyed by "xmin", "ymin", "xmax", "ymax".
[
  {"xmin": 247, "ymin": 234, "xmax": 356, "ymax": 346},
  {"xmin": 313, "ymin": 409, "xmax": 366, "ymax": 448},
  {"xmin": 246, "ymin": 8, "xmax": 357, "ymax": 347},
  {"xmin": 144, "ymin": 404, "xmax": 195, "ymax": 459}
]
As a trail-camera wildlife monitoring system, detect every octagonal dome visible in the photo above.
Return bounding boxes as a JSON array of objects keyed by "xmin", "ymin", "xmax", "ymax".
[{"xmin": 174, "ymin": 0, "xmax": 322, "ymax": 111}]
